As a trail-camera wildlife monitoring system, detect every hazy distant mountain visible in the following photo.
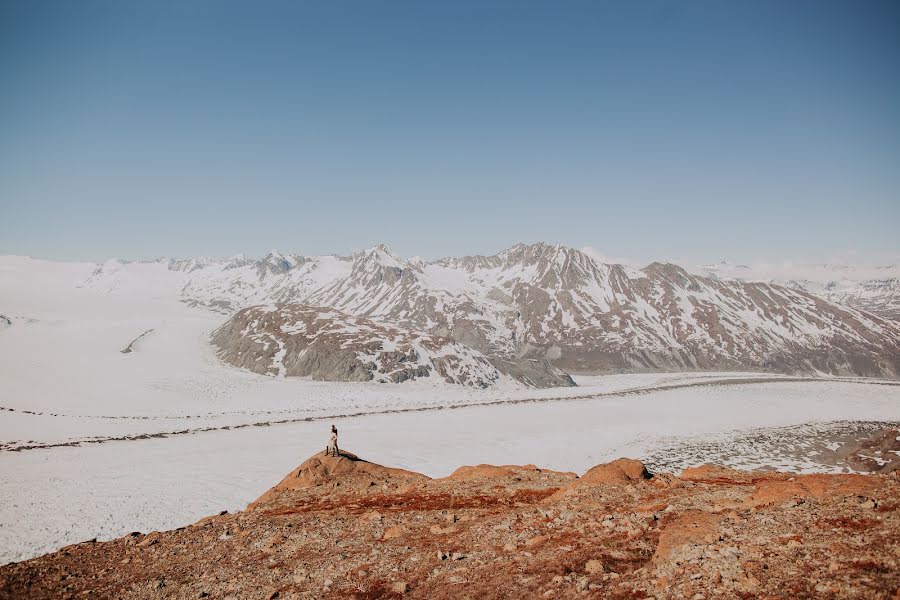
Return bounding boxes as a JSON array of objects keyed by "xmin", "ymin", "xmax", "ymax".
[
  {"xmin": 697, "ymin": 260, "xmax": 900, "ymax": 321},
  {"xmin": 81, "ymin": 243, "xmax": 900, "ymax": 383}
]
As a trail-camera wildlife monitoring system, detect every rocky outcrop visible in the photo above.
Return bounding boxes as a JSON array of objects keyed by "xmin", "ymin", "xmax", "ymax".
[
  {"xmin": 210, "ymin": 303, "xmax": 574, "ymax": 388},
  {"xmin": 250, "ymin": 451, "xmax": 429, "ymax": 507},
  {"xmin": 3, "ymin": 451, "xmax": 898, "ymax": 599},
  {"xmin": 575, "ymin": 457, "xmax": 653, "ymax": 485}
]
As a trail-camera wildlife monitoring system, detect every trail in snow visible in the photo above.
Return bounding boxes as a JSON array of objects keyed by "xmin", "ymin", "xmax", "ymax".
[
  {"xmin": 3, "ymin": 375, "xmax": 896, "ymax": 452},
  {"xmin": 2, "ymin": 382, "xmax": 898, "ymax": 565}
]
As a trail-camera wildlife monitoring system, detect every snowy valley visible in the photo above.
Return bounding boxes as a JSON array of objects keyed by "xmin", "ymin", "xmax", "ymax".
[
  {"xmin": 1, "ymin": 246, "xmax": 899, "ymax": 565},
  {"xmin": 76, "ymin": 242, "xmax": 900, "ymax": 384}
]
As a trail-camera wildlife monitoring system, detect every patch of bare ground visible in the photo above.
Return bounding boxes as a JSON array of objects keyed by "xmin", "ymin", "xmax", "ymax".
[{"xmin": 2, "ymin": 446, "xmax": 899, "ymax": 599}]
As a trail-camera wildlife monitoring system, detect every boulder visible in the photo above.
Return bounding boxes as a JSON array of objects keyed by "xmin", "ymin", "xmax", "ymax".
[{"xmin": 578, "ymin": 458, "xmax": 652, "ymax": 486}]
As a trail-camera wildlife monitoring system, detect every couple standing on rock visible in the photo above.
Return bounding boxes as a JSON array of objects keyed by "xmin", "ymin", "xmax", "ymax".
[{"xmin": 325, "ymin": 424, "xmax": 339, "ymax": 457}]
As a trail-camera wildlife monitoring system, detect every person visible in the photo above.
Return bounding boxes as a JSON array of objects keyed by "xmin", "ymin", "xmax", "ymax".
[{"xmin": 326, "ymin": 424, "xmax": 339, "ymax": 457}]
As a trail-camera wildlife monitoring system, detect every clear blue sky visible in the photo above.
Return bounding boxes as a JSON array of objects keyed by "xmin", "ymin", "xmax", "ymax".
[{"xmin": 1, "ymin": 0, "xmax": 898, "ymax": 263}]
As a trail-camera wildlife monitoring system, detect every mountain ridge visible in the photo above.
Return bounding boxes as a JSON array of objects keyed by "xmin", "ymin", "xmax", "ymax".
[{"xmin": 72, "ymin": 243, "xmax": 900, "ymax": 384}]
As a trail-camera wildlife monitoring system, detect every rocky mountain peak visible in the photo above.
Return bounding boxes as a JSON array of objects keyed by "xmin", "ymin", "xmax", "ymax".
[
  {"xmin": 257, "ymin": 249, "xmax": 297, "ymax": 276},
  {"xmin": 346, "ymin": 245, "xmax": 420, "ymax": 288},
  {"xmin": 495, "ymin": 243, "xmax": 605, "ymax": 290},
  {"xmin": 642, "ymin": 262, "xmax": 699, "ymax": 290}
]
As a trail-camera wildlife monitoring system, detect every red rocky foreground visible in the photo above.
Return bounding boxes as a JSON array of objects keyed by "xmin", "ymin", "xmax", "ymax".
[{"xmin": 2, "ymin": 451, "xmax": 898, "ymax": 599}]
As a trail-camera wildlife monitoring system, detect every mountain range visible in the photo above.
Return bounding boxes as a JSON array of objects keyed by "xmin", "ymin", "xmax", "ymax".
[
  {"xmin": 76, "ymin": 242, "xmax": 900, "ymax": 386},
  {"xmin": 696, "ymin": 260, "xmax": 900, "ymax": 320}
]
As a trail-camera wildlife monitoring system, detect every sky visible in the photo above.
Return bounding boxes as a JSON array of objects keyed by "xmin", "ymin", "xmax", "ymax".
[{"xmin": 1, "ymin": 0, "xmax": 898, "ymax": 265}]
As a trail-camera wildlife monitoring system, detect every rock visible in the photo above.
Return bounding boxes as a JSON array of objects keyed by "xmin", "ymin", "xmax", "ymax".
[
  {"xmin": 577, "ymin": 459, "xmax": 652, "ymax": 486},
  {"xmin": 392, "ymin": 581, "xmax": 410, "ymax": 594},
  {"xmin": 430, "ymin": 524, "xmax": 456, "ymax": 535},
  {"xmin": 210, "ymin": 304, "xmax": 544, "ymax": 388},
  {"xmin": 680, "ymin": 464, "xmax": 755, "ymax": 484},
  {"xmin": 447, "ymin": 465, "xmax": 516, "ymax": 480},
  {"xmin": 3, "ymin": 451, "xmax": 899, "ymax": 600},
  {"xmin": 653, "ymin": 511, "xmax": 723, "ymax": 563},
  {"xmin": 585, "ymin": 559, "xmax": 604, "ymax": 574},
  {"xmin": 748, "ymin": 474, "xmax": 880, "ymax": 507},
  {"xmin": 251, "ymin": 452, "xmax": 428, "ymax": 506},
  {"xmin": 265, "ymin": 534, "xmax": 286, "ymax": 549}
]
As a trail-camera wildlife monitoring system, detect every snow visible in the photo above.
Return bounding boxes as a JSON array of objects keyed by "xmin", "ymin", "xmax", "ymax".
[
  {"xmin": 1, "ymin": 378, "xmax": 898, "ymax": 564},
  {"xmin": 419, "ymin": 264, "xmax": 477, "ymax": 296},
  {"xmin": 1, "ymin": 254, "xmax": 899, "ymax": 565}
]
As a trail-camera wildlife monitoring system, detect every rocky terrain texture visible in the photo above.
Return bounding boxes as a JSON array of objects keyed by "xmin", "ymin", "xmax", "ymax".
[
  {"xmin": 697, "ymin": 262, "xmax": 900, "ymax": 322},
  {"xmin": 210, "ymin": 304, "xmax": 573, "ymax": 388},
  {"xmin": 84, "ymin": 243, "xmax": 900, "ymax": 381},
  {"xmin": 785, "ymin": 278, "xmax": 900, "ymax": 322},
  {"xmin": 643, "ymin": 422, "xmax": 900, "ymax": 475},
  {"xmin": 3, "ymin": 445, "xmax": 898, "ymax": 599}
]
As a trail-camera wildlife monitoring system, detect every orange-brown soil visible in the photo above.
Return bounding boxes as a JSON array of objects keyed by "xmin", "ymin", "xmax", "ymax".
[{"xmin": 2, "ymin": 451, "xmax": 898, "ymax": 599}]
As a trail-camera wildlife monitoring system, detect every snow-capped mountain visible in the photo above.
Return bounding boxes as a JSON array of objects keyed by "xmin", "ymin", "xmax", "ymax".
[
  {"xmin": 697, "ymin": 261, "xmax": 900, "ymax": 321},
  {"xmin": 81, "ymin": 243, "xmax": 900, "ymax": 382},
  {"xmin": 783, "ymin": 278, "xmax": 900, "ymax": 322},
  {"xmin": 211, "ymin": 304, "xmax": 574, "ymax": 388}
]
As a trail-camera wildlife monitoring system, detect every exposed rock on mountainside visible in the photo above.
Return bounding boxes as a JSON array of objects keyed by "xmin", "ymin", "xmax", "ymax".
[
  {"xmin": 698, "ymin": 260, "xmax": 900, "ymax": 321},
  {"xmin": 785, "ymin": 278, "xmax": 900, "ymax": 321},
  {"xmin": 210, "ymin": 303, "xmax": 574, "ymax": 388},
  {"xmin": 83, "ymin": 243, "xmax": 900, "ymax": 380},
  {"xmin": 3, "ymin": 451, "xmax": 898, "ymax": 599}
]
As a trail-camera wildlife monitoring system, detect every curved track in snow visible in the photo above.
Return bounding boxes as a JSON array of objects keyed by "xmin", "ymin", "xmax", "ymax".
[{"xmin": 3, "ymin": 374, "xmax": 897, "ymax": 452}]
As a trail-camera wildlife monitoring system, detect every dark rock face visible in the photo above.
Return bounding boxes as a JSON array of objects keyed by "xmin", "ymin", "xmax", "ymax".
[{"xmin": 210, "ymin": 303, "xmax": 575, "ymax": 388}]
